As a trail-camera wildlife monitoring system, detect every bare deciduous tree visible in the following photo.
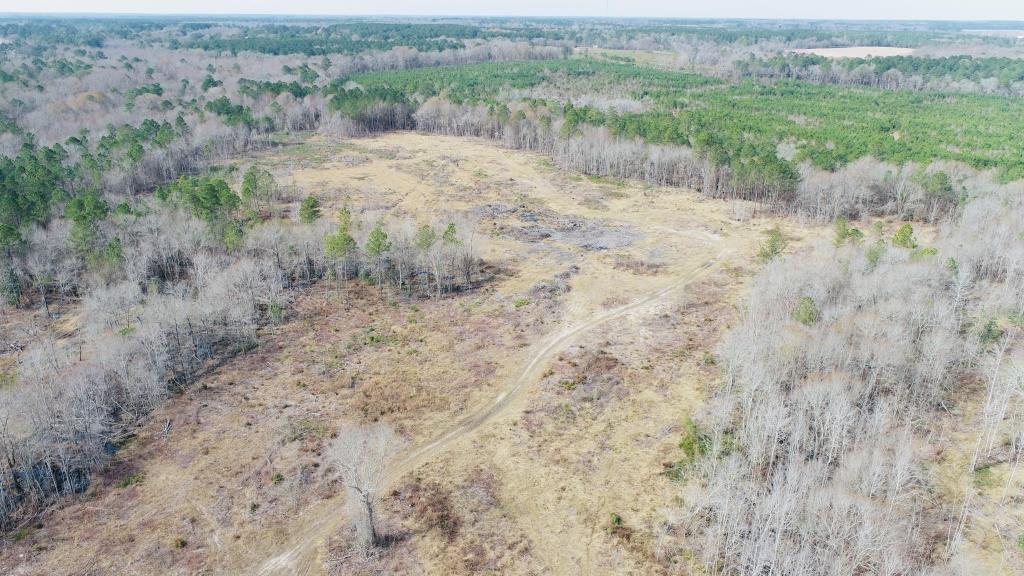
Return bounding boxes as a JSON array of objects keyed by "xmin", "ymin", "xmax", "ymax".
[
  {"xmin": 673, "ymin": 187, "xmax": 1024, "ymax": 575},
  {"xmin": 327, "ymin": 423, "xmax": 405, "ymax": 548}
]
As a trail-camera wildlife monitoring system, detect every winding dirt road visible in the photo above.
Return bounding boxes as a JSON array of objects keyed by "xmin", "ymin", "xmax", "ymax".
[{"xmin": 256, "ymin": 252, "xmax": 726, "ymax": 575}]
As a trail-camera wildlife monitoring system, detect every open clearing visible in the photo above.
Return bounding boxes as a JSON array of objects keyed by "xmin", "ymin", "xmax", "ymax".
[
  {"xmin": 962, "ymin": 29, "xmax": 1024, "ymax": 39},
  {"xmin": 1, "ymin": 132, "xmax": 817, "ymax": 575},
  {"xmin": 791, "ymin": 46, "xmax": 917, "ymax": 58}
]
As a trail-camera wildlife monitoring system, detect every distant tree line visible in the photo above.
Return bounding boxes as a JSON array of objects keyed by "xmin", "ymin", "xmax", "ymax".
[{"xmin": 733, "ymin": 53, "xmax": 1024, "ymax": 96}]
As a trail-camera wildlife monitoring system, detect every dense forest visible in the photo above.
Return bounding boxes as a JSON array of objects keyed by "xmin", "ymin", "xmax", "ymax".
[{"xmin": 0, "ymin": 14, "xmax": 1022, "ymax": 576}]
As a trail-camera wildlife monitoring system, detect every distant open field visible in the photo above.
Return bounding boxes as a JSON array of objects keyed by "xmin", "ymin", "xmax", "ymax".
[
  {"xmin": 962, "ymin": 29, "xmax": 1024, "ymax": 39},
  {"xmin": 790, "ymin": 46, "xmax": 917, "ymax": 58}
]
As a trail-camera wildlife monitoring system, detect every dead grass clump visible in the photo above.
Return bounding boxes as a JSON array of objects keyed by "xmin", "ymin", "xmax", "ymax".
[
  {"xmin": 530, "ymin": 346, "xmax": 627, "ymax": 429},
  {"xmin": 460, "ymin": 467, "xmax": 500, "ymax": 514},
  {"xmin": 286, "ymin": 416, "xmax": 328, "ymax": 444},
  {"xmin": 351, "ymin": 373, "xmax": 445, "ymax": 422},
  {"xmin": 325, "ymin": 528, "xmax": 420, "ymax": 576},
  {"xmin": 666, "ymin": 278, "xmax": 732, "ymax": 369},
  {"xmin": 553, "ymin": 348, "xmax": 624, "ymax": 405},
  {"xmin": 338, "ymin": 154, "xmax": 371, "ymax": 167},
  {"xmin": 387, "ymin": 465, "xmax": 535, "ymax": 574},
  {"xmin": 613, "ymin": 255, "xmax": 665, "ymax": 275},
  {"xmin": 394, "ymin": 480, "xmax": 461, "ymax": 542},
  {"xmin": 730, "ymin": 200, "xmax": 755, "ymax": 221},
  {"xmin": 606, "ymin": 512, "xmax": 633, "ymax": 540},
  {"xmin": 604, "ymin": 513, "xmax": 666, "ymax": 570}
]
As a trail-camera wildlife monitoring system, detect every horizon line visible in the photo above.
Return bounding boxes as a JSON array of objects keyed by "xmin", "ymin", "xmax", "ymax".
[{"xmin": 1, "ymin": 12, "xmax": 1023, "ymax": 23}]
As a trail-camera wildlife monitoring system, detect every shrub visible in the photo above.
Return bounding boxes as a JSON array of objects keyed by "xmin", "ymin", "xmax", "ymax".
[
  {"xmin": 892, "ymin": 223, "xmax": 917, "ymax": 249},
  {"xmin": 558, "ymin": 378, "xmax": 578, "ymax": 391},
  {"xmin": 0, "ymin": 369, "xmax": 15, "ymax": 389},
  {"xmin": 286, "ymin": 417, "xmax": 327, "ymax": 442},
  {"xmin": 757, "ymin": 227, "xmax": 786, "ymax": 263},
  {"xmin": 606, "ymin": 512, "xmax": 630, "ymax": 538},
  {"xmin": 865, "ymin": 238, "xmax": 886, "ymax": 270},
  {"xmin": 910, "ymin": 246, "xmax": 938, "ymax": 260},
  {"xmin": 793, "ymin": 296, "xmax": 820, "ymax": 326},
  {"xmin": 403, "ymin": 480, "xmax": 461, "ymax": 542},
  {"xmin": 117, "ymin": 472, "xmax": 145, "ymax": 488},
  {"xmin": 979, "ymin": 319, "xmax": 1005, "ymax": 344},
  {"xmin": 269, "ymin": 301, "xmax": 284, "ymax": 324},
  {"xmin": 679, "ymin": 417, "xmax": 710, "ymax": 460},
  {"xmin": 945, "ymin": 257, "xmax": 959, "ymax": 275},
  {"xmin": 973, "ymin": 464, "xmax": 997, "ymax": 489},
  {"xmin": 201, "ymin": 74, "xmax": 222, "ymax": 91},
  {"xmin": 298, "ymin": 195, "xmax": 321, "ymax": 224},
  {"xmin": 833, "ymin": 217, "xmax": 864, "ymax": 246},
  {"xmin": 0, "ymin": 265, "xmax": 20, "ymax": 306}
]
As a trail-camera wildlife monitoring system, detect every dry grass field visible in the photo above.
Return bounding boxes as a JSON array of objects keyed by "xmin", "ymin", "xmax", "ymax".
[{"xmin": 1, "ymin": 133, "xmax": 817, "ymax": 575}]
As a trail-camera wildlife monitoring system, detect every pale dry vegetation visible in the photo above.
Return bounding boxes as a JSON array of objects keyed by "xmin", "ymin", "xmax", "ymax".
[{"xmin": 670, "ymin": 192, "xmax": 1024, "ymax": 574}]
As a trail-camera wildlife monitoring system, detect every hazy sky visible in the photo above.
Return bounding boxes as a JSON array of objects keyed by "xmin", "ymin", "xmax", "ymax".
[{"xmin": 5, "ymin": 0, "xmax": 1024, "ymax": 20}]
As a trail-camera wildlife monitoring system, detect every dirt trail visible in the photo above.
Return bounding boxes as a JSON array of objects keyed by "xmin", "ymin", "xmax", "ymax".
[{"xmin": 255, "ymin": 252, "xmax": 727, "ymax": 576}]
